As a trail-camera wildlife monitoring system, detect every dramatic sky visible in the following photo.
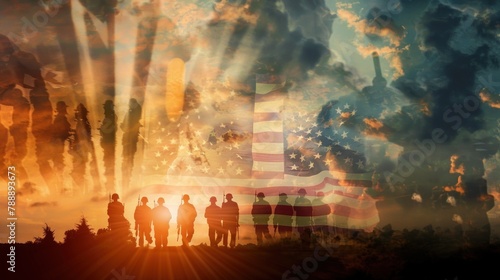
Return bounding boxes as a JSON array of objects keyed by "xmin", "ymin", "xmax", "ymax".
[{"xmin": 0, "ymin": 0, "xmax": 499, "ymax": 244}]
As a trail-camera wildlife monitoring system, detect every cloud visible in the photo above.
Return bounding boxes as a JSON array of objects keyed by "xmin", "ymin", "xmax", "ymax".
[{"xmin": 30, "ymin": 202, "xmax": 58, "ymax": 207}]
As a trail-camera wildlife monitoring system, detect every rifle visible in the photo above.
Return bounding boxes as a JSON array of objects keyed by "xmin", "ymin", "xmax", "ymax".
[
  {"xmin": 135, "ymin": 195, "xmax": 140, "ymax": 238},
  {"xmin": 177, "ymin": 196, "xmax": 182, "ymax": 242}
]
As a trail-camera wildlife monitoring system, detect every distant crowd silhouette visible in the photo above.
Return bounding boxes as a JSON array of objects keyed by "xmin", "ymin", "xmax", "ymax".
[{"xmin": 106, "ymin": 188, "xmax": 334, "ymax": 249}]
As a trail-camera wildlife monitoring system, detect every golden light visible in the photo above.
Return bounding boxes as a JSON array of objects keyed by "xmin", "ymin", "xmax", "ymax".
[{"xmin": 165, "ymin": 58, "xmax": 186, "ymax": 122}]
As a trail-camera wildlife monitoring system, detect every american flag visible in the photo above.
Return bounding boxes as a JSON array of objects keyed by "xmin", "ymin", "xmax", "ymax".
[{"xmin": 136, "ymin": 76, "xmax": 379, "ymax": 231}]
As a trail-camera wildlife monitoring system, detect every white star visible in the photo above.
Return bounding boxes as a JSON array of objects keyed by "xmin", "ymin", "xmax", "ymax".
[
  {"xmin": 227, "ymin": 160, "xmax": 234, "ymax": 166},
  {"xmin": 289, "ymin": 152, "xmax": 297, "ymax": 159},
  {"xmin": 323, "ymin": 158, "xmax": 332, "ymax": 166},
  {"xmin": 220, "ymin": 123, "xmax": 226, "ymax": 128},
  {"xmin": 352, "ymin": 109, "xmax": 357, "ymax": 116},
  {"xmin": 300, "ymin": 155, "xmax": 306, "ymax": 162},
  {"xmin": 218, "ymin": 167, "xmax": 225, "ymax": 174},
  {"xmin": 290, "ymin": 164, "xmax": 299, "ymax": 170},
  {"xmin": 155, "ymin": 151, "xmax": 161, "ymax": 158},
  {"xmin": 341, "ymin": 131, "xmax": 348, "ymax": 139},
  {"xmin": 161, "ymin": 159, "xmax": 167, "ymax": 165},
  {"xmin": 336, "ymin": 107, "xmax": 342, "ymax": 114},
  {"xmin": 306, "ymin": 129, "xmax": 312, "ymax": 134},
  {"xmin": 356, "ymin": 160, "xmax": 364, "ymax": 169},
  {"xmin": 202, "ymin": 166, "xmax": 210, "ymax": 173},
  {"xmin": 170, "ymin": 139, "xmax": 177, "ymax": 145},
  {"xmin": 156, "ymin": 138, "xmax": 162, "ymax": 144},
  {"xmin": 344, "ymin": 157, "xmax": 352, "ymax": 164},
  {"xmin": 344, "ymin": 103, "xmax": 350, "ymax": 109},
  {"xmin": 163, "ymin": 145, "xmax": 169, "ymax": 151},
  {"xmin": 344, "ymin": 144, "xmax": 351, "ymax": 150},
  {"xmin": 186, "ymin": 165, "xmax": 193, "ymax": 172},
  {"xmin": 316, "ymin": 141, "xmax": 322, "ymax": 147},
  {"xmin": 309, "ymin": 162, "xmax": 315, "ymax": 169},
  {"xmin": 314, "ymin": 153, "xmax": 321, "ymax": 159},
  {"xmin": 315, "ymin": 130, "xmax": 323, "ymax": 137},
  {"xmin": 236, "ymin": 167, "xmax": 243, "ymax": 175}
]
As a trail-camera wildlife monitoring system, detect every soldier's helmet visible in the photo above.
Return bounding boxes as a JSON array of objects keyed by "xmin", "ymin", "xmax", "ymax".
[
  {"xmin": 111, "ymin": 193, "xmax": 119, "ymax": 200},
  {"xmin": 0, "ymin": 34, "xmax": 14, "ymax": 56},
  {"xmin": 298, "ymin": 188, "xmax": 307, "ymax": 195},
  {"xmin": 56, "ymin": 101, "xmax": 68, "ymax": 114},
  {"xmin": 210, "ymin": 196, "xmax": 217, "ymax": 202},
  {"xmin": 141, "ymin": 196, "xmax": 148, "ymax": 203},
  {"xmin": 257, "ymin": 192, "xmax": 265, "ymax": 198},
  {"xmin": 157, "ymin": 197, "xmax": 165, "ymax": 204},
  {"xmin": 226, "ymin": 193, "xmax": 233, "ymax": 199},
  {"xmin": 182, "ymin": 194, "xmax": 190, "ymax": 200},
  {"xmin": 279, "ymin": 193, "xmax": 288, "ymax": 198}
]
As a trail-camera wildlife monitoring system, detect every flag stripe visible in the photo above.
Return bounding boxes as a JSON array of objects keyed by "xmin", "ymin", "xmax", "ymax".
[
  {"xmin": 252, "ymin": 143, "xmax": 284, "ymax": 154},
  {"xmin": 252, "ymin": 153, "xmax": 284, "ymax": 162},
  {"xmin": 254, "ymin": 100, "xmax": 284, "ymax": 113},
  {"xmin": 253, "ymin": 121, "xmax": 284, "ymax": 133},
  {"xmin": 251, "ymin": 171, "xmax": 285, "ymax": 179},
  {"xmin": 252, "ymin": 161, "xmax": 284, "ymax": 172},
  {"xmin": 253, "ymin": 112, "xmax": 281, "ymax": 122},
  {"xmin": 252, "ymin": 132, "xmax": 284, "ymax": 143}
]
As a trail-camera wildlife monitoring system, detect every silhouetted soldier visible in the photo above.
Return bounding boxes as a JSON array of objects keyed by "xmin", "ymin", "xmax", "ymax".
[
  {"xmin": 312, "ymin": 192, "xmax": 331, "ymax": 242},
  {"xmin": 251, "ymin": 192, "xmax": 273, "ymax": 246},
  {"xmin": 205, "ymin": 196, "xmax": 223, "ymax": 247},
  {"xmin": 107, "ymin": 193, "xmax": 130, "ymax": 241},
  {"xmin": 69, "ymin": 103, "xmax": 101, "ymax": 193},
  {"xmin": 273, "ymin": 193, "xmax": 293, "ymax": 239},
  {"xmin": 152, "ymin": 197, "xmax": 172, "ymax": 249},
  {"xmin": 177, "ymin": 194, "xmax": 197, "ymax": 247},
  {"xmin": 294, "ymin": 188, "xmax": 313, "ymax": 247},
  {"xmin": 134, "ymin": 196, "xmax": 153, "ymax": 247},
  {"xmin": 0, "ymin": 34, "xmax": 51, "ymax": 184},
  {"xmin": 221, "ymin": 193, "xmax": 239, "ymax": 248},
  {"xmin": 121, "ymin": 98, "xmax": 142, "ymax": 191},
  {"xmin": 99, "ymin": 100, "xmax": 117, "ymax": 193},
  {"xmin": 453, "ymin": 154, "xmax": 495, "ymax": 247},
  {"xmin": 51, "ymin": 101, "xmax": 71, "ymax": 192}
]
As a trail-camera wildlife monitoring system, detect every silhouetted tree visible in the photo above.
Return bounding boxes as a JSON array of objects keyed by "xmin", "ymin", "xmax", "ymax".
[
  {"xmin": 34, "ymin": 223, "xmax": 58, "ymax": 246},
  {"xmin": 64, "ymin": 216, "xmax": 96, "ymax": 247}
]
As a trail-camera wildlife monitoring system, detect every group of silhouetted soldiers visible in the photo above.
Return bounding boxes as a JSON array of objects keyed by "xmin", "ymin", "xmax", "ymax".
[{"xmin": 107, "ymin": 188, "xmax": 331, "ymax": 249}]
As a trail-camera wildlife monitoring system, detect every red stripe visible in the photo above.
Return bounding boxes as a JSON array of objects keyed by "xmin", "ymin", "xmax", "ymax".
[
  {"xmin": 251, "ymin": 171, "xmax": 284, "ymax": 179},
  {"xmin": 252, "ymin": 132, "xmax": 284, "ymax": 143},
  {"xmin": 252, "ymin": 153, "xmax": 284, "ymax": 162},
  {"xmin": 253, "ymin": 112, "xmax": 281, "ymax": 122}
]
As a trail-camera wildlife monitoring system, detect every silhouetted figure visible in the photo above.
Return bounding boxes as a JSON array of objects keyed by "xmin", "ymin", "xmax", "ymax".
[
  {"xmin": 294, "ymin": 188, "xmax": 313, "ymax": 247},
  {"xmin": 134, "ymin": 196, "xmax": 153, "ymax": 247},
  {"xmin": 452, "ymin": 154, "xmax": 495, "ymax": 247},
  {"xmin": 251, "ymin": 192, "xmax": 273, "ymax": 246},
  {"xmin": 152, "ymin": 197, "xmax": 172, "ymax": 249},
  {"xmin": 312, "ymin": 192, "xmax": 331, "ymax": 242},
  {"xmin": 177, "ymin": 194, "xmax": 197, "ymax": 247},
  {"xmin": 205, "ymin": 196, "xmax": 223, "ymax": 247},
  {"xmin": 221, "ymin": 193, "xmax": 239, "ymax": 248},
  {"xmin": 107, "ymin": 193, "xmax": 130, "ymax": 242},
  {"xmin": 99, "ymin": 100, "xmax": 117, "ymax": 193},
  {"xmin": 69, "ymin": 103, "xmax": 101, "ymax": 194},
  {"xmin": 51, "ymin": 101, "xmax": 71, "ymax": 192},
  {"xmin": 273, "ymin": 193, "xmax": 294, "ymax": 239},
  {"xmin": 121, "ymin": 98, "xmax": 142, "ymax": 191},
  {"xmin": 0, "ymin": 34, "xmax": 51, "ymax": 185}
]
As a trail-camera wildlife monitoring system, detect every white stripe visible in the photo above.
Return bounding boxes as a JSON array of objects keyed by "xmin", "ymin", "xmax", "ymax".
[
  {"xmin": 252, "ymin": 143, "xmax": 284, "ymax": 154},
  {"xmin": 252, "ymin": 161, "xmax": 284, "ymax": 172},
  {"xmin": 253, "ymin": 121, "xmax": 284, "ymax": 133},
  {"xmin": 254, "ymin": 99, "xmax": 284, "ymax": 113}
]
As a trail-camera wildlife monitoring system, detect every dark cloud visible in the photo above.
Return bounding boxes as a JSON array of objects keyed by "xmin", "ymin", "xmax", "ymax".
[
  {"xmin": 17, "ymin": 182, "xmax": 38, "ymax": 196},
  {"xmin": 30, "ymin": 202, "xmax": 58, "ymax": 207}
]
